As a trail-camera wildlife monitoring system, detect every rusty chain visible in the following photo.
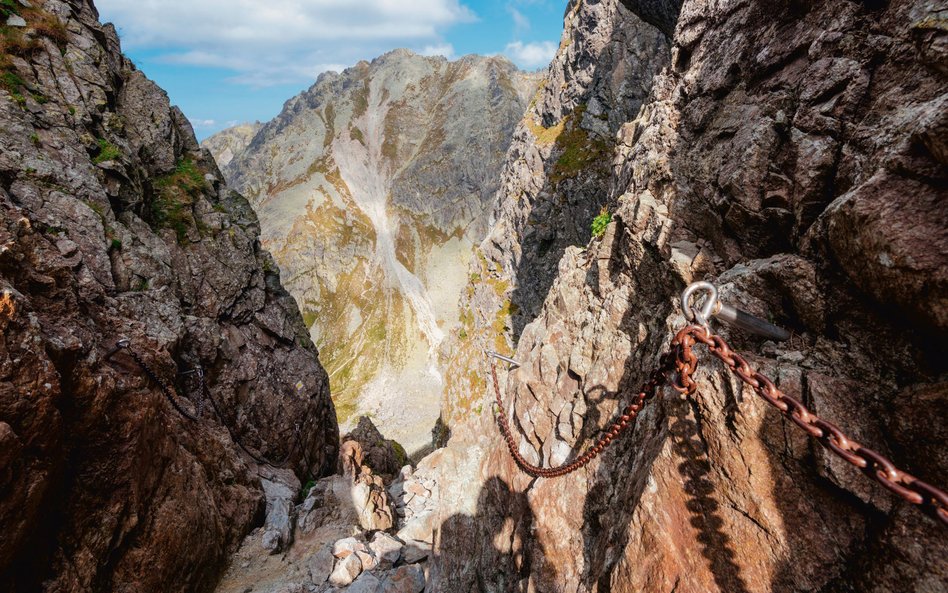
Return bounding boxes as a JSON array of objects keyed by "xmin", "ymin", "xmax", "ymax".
[
  {"xmin": 490, "ymin": 349, "xmax": 679, "ymax": 478},
  {"xmin": 490, "ymin": 326, "xmax": 948, "ymax": 526},
  {"xmin": 114, "ymin": 341, "xmax": 199, "ymax": 422},
  {"xmin": 672, "ymin": 324, "xmax": 948, "ymax": 526}
]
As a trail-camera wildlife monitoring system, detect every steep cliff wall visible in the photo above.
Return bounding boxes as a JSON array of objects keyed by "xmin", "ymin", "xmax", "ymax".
[
  {"xmin": 434, "ymin": 0, "xmax": 947, "ymax": 591},
  {"xmin": 0, "ymin": 1, "xmax": 338, "ymax": 591},
  {"xmin": 207, "ymin": 54, "xmax": 539, "ymax": 451},
  {"xmin": 440, "ymin": 0, "xmax": 670, "ymax": 425}
]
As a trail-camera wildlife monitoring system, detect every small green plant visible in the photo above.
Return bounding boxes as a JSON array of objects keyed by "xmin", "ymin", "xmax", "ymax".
[
  {"xmin": 591, "ymin": 206, "xmax": 611, "ymax": 238},
  {"xmin": 150, "ymin": 157, "xmax": 208, "ymax": 242},
  {"xmin": 110, "ymin": 238, "xmax": 122, "ymax": 250},
  {"xmin": 83, "ymin": 199, "xmax": 105, "ymax": 219},
  {"xmin": 68, "ymin": 105, "xmax": 76, "ymax": 115},
  {"xmin": 29, "ymin": 133, "xmax": 39, "ymax": 146},
  {"xmin": 132, "ymin": 277, "xmax": 149, "ymax": 291},
  {"xmin": 1, "ymin": 72, "xmax": 27, "ymax": 107},
  {"xmin": 299, "ymin": 479, "xmax": 316, "ymax": 500},
  {"xmin": 1, "ymin": 0, "xmax": 21, "ymax": 19},
  {"xmin": 93, "ymin": 138, "xmax": 120, "ymax": 164},
  {"xmin": 37, "ymin": 222, "xmax": 67, "ymax": 236}
]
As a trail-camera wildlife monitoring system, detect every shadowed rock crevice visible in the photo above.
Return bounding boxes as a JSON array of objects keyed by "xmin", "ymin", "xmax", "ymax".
[{"xmin": 618, "ymin": 0, "xmax": 684, "ymax": 37}]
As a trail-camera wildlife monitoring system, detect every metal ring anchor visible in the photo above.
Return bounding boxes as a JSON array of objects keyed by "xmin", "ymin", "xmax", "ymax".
[
  {"xmin": 681, "ymin": 281, "xmax": 718, "ymax": 327},
  {"xmin": 179, "ymin": 365, "xmax": 205, "ymax": 379},
  {"xmin": 105, "ymin": 338, "xmax": 131, "ymax": 359},
  {"xmin": 680, "ymin": 281, "xmax": 791, "ymax": 342}
]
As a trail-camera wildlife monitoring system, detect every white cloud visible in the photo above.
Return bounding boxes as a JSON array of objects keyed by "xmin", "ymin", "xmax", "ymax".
[
  {"xmin": 419, "ymin": 43, "xmax": 455, "ymax": 58},
  {"xmin": 503, "ymin": 40, "xmax": 556, "ymax": 69},
  {"xmin": 97, "ymin": 0, "xmax": 475, "ymax": 86},
  {"xmin": 191, "ymin": 118, "xmax": 216, "ymax": 127},
  {"xmin": 507, "ymin": 6, "xmax": 530, "ymax": 33}
]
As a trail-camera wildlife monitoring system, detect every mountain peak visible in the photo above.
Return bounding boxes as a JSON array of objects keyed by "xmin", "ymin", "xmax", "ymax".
[{"xmin": 204, "ymin": 48, "xmax": 539, "ymax": 451}]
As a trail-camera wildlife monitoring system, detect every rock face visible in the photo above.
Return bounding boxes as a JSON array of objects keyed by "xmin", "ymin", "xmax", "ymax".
[
  {"xmin": 204, "ymin": 52, "xmax": 540, "ymax": 452},
  {"xmin": 201, "ymin": 122, "xmax": 262, "ymax": 168},
  {"xmin": 434, "ymin": 0, "xmax": 947, "ymax": 592},
  {"xmin": 440, "ymin": 0, "xmax": 670, "ymax": 424},
  {"xmin": 339, "ymin": 430, "xmax": 396, "ymax": 531},
  {"xmin": 0, "ymin": 1, "xmax": 338, "ymax": 591}
]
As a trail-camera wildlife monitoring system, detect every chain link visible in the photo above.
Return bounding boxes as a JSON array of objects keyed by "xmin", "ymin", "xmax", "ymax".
[
  {"xmin": 491, "ymin": 325, "xmax": 948, "ymax": 526},
  {"xmin": 121, "ymin": 346, "xmax": 199, "ymax": 422},
  {"xmin": 490, "ymin": 350, "xmax": 678, "ymax": 478},
  {"xmin": 671, "ymin": 324, "xmax": 948, "ymax": 527}
]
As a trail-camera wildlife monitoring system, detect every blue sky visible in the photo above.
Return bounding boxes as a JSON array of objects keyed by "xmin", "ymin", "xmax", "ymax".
[{"xmin": 95, "ymin": 0, "xmax": 566, "ymax": 140}]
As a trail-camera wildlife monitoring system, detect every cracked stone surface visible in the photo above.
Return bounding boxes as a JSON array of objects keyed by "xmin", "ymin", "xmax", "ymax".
[
  {"xmin": 434, "ymin": 0, "xmax": 947, "ymax": 591},
  {"xmin": 0, "ymin": 2, "xmax": 338, "ymax": 591}
]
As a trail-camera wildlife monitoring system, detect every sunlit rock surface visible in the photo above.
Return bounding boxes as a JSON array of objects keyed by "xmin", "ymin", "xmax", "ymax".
[
  {"xmin": 433, "ymin": 0, "xmax": 947, "ymax": 591},
  {"xmin": 205, "ymin": 52, "xmax": 540, "ymax": 454}
]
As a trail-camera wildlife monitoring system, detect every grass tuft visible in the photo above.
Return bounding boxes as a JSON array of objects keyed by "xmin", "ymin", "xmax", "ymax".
[
  {"xmin": 549, "ymin": 105, "xmax": 610, "ymax": 185},
  {"xmin": 149, "ymin": 158, "xmax": 209, "ymax": 243},
  {"xmin": 92, "ymin": 138, "xmax": 120, "ymax": 164}
]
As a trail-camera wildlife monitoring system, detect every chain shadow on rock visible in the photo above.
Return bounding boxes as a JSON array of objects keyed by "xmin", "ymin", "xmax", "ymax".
[
  {"xmin": 574, "ymin": 213, "xmax": 747, "ymax": 592},
  {"xmin": 592, "ymin": 0, "xmax": 948, "ymax": 590},
  {"xmin": 432, "ymin": 476, "xmax": 552, "ymax": 592},
  {"xmin": 667, "ymin": 395, "xmax": 751, "ymax": 593},
  {"xmin": 570, "ymin": 232, "xmax": 748, "ymax": 592}
]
